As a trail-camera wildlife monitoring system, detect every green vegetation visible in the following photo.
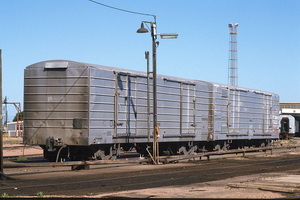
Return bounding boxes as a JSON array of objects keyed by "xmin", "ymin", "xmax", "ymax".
[
  {"xmin": 36, "ymin": 191, "xmax": 44, "ymax": 197},
  {"xmin": 17, "ymin": 156, "xmax": 27, "ymax": 162},
  {"xmin": 288, "ymin": 139, "xmax": 297, "ymax": 145},
  {"xmin": 3, "ymin": 136, "xmax": 23, "ymax": 144},
  {"xmin": 13, "ymin": 111, "xmax": 24, "ymax": 122},
  {"xmin": 1, "ymin": 193, "xmax": 9, "ymax": 198},
  {"xmin": 9, "ymin": 140, "xmax": 20, "ymax": 145}
]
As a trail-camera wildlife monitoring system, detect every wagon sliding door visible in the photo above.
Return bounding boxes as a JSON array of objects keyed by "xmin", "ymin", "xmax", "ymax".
[
  {"xmin": 160, "ymin": 79, "xmax": 196, "ymax": 137},
  {"xmin": 226, "ymin": 88, "xmax": 241, "ymax": 136},
  {"xmin": 181, "ymin": 83, "xmax": 196, "ymax": 137},
  {"xmin": 115, "ymin": 73, "xmax": 148, "ymax": 138},
  {"xmin": 261, "ymin": 94, "xmax": 273, "ymax": 136}
]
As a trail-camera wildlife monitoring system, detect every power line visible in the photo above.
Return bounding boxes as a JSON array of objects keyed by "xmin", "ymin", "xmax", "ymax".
[{"xmin": 87, "ymin": 0, "xmax": 156, "ymax": 21}]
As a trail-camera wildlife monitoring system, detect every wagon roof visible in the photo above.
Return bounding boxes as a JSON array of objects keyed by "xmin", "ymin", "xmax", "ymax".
[{"xmin": 26, "ymin": 60, "xmax": 279, "ymax": 97}]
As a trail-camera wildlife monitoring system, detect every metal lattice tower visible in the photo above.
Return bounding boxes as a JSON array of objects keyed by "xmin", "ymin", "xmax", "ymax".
[
  {"xmin": 3, "ymin": 96, "xmax": 7, "ymax": 127},
  {"xmin": 228, "ymin": 23, "xmax": 238, "ymax": 87}
]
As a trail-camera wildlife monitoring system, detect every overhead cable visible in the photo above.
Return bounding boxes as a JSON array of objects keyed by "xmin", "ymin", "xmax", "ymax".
[{"xmin": 87, "ymin": 0, "xmax": 156, "ymax": 20}]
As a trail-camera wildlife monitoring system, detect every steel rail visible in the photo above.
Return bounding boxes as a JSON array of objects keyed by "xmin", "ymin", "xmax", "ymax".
[{"xmin": 162, "ymin": 144, "xmax": 300, "ymax": 163}]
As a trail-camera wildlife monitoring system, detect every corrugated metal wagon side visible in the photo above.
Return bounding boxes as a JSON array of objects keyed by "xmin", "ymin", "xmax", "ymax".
[{"xmin": 211, "ymin": 84, "xmax": 279, "ymax": 149}]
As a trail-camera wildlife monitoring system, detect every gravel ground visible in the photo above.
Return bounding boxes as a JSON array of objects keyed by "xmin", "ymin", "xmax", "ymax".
[{"xmin": 89, "ymin": 183, "xmax": 285, "ymax": 199}]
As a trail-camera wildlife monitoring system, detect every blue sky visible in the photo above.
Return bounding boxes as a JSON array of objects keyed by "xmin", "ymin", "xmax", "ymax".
[{"xmin": 1, "ymin": 0, "xmax": 300, "ymax": 121}]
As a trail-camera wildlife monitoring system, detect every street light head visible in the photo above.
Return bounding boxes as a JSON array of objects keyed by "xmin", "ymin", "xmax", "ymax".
[
  {"xmin": 229, "ymin": 23, "xmax": 238, "ymax": 28},
  {"xmin": 137, "ymin": 22, "xmax": 149, "ymax": 33},
  {"xmin": 159, "ymin": 33, "xmax": 178, "ymax": 39}
]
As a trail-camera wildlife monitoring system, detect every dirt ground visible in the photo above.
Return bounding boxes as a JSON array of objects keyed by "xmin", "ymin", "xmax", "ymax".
[
  {"xmin": 89, "ymin": 175, "xmax": 287, "ymax": 199},
  {"xmin": 3, "ymin": 137, "xmax": 43, "ymax": 157},
  {"xmin": 2, "ymin": 137, "xmax": 300, "ymax": 199}
]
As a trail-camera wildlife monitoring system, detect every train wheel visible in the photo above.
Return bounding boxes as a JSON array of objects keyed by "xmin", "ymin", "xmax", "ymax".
[
  {"xmin": 135, "ymin": 144, "xmax": 148, "ymax": 156},
  {"xmin": 122, "ymin": 143, "xmax": 134, "ymax": 151},
  {"xmin": 43, "ymin": 150, "xmax": 58, "ymax": 162}
]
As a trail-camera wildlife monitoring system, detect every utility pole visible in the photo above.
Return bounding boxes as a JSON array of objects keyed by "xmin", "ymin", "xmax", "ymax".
[
  {"xmin": 0, "ymin": 49, "xmax": 4, "ymax": 179},
  {"xmin": 0, "ymin": 50, "xmax": 11, "ymax": 180},
  {"xmin": 145, "ymin": 51, "xmax": 151, "ymax": 143}
]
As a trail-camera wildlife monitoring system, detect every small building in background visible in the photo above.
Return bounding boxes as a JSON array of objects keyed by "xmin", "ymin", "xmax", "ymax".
[
  {"xmin": 280, "ymin": 102, "xmax": 300, "ymax": 138},
  {"xmin": 279, "ymin": 115, "xmax": 297, "ymax": 139},
  {"xmin": 5, "ymin": 121, "xmax": 23, "ymax": 137}
]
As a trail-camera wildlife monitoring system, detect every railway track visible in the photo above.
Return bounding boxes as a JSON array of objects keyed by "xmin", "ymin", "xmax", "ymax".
[
  {"xmin": 4, "ymin": 144, "xmax": 300, "ymax": 168},
  {"xmin": 1, "ymin": 148, "xmax": 300, "ymax": 197}
]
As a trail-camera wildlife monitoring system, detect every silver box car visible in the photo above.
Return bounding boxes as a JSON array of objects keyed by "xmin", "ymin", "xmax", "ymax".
[{"xmin": 24, "ymin": 60, "xmax": 279, "ymax": 160}]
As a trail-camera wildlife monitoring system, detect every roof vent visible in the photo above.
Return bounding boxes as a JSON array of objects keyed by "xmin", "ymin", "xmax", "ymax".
[{"xmin": 44, "ymin": 61, "xmax": 68, "ymax": 70}]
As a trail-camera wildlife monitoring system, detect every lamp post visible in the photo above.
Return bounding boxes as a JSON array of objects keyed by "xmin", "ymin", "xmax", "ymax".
[{"xmin": 137, "ymin": 19, "xmax": 178, "ymax": 164}]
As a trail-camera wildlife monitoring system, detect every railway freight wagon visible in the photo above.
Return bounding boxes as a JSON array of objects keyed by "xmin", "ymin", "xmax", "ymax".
[{"xmin": 23, "ymin": 60, "xmax": 280, "ymax": 161}]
